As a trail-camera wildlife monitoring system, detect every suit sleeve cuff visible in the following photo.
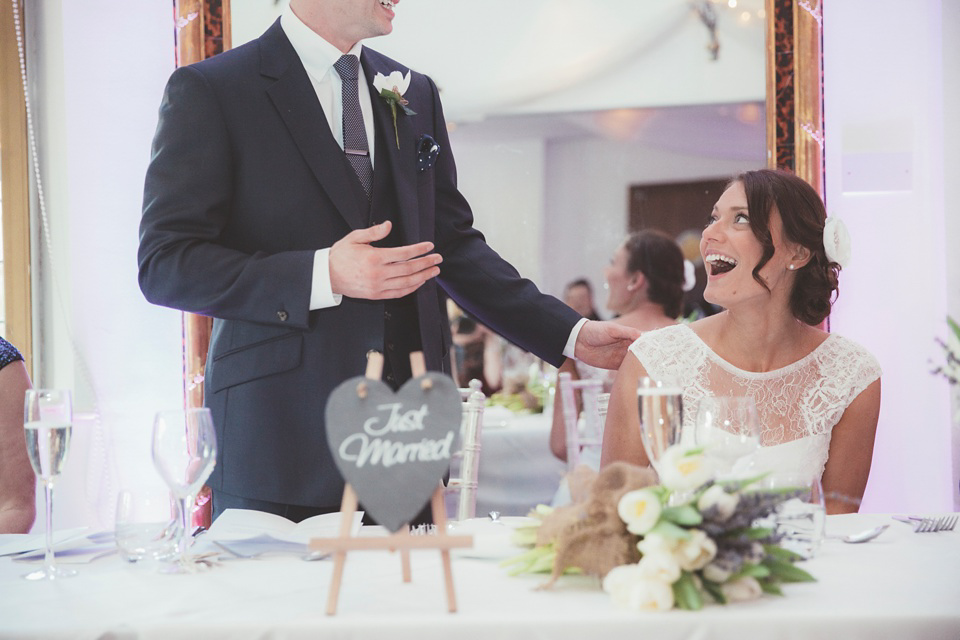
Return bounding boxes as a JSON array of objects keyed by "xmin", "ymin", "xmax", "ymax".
[
  {"xmin": 309, "ymin": 248, "xmax": 343, "ymax": 310},
  {"xmin": 563, "ymin": 318, "xmax": 588, "ymax": 360}
]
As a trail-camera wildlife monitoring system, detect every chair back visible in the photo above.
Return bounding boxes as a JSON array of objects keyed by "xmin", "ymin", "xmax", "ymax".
[
  {"xmin": 446, "ymin": 378, "xmax": 485, "ymax": 521},
  {"xmin": 557, "ymin": 372, "xmax": 605, "ymax": 473}
]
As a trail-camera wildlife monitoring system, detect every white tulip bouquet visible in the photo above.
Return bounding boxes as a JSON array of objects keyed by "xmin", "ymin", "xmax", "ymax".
[{"xmin": 503, "ymin": 446, "xmax": 815, "ymax": 611}]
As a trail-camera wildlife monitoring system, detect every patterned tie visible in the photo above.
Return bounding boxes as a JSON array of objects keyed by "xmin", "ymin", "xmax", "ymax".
[{"xmin": 334, "ymin": 55, "xmax": 373, "ymax": 199}]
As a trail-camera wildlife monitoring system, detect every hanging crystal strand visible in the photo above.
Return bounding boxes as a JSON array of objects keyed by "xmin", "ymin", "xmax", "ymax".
[{"xmin": 11, "ymin": 0, "xmax": 116, "ymax": 526}]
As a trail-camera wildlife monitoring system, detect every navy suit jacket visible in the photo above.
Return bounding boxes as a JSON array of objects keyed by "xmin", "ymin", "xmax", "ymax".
[{"xmin": 138, "ymin": 20, "xmax": 580, "ymax": 507}]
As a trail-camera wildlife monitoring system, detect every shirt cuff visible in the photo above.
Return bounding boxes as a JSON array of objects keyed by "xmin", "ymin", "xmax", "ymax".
[
  {"xmin": 563, "ymin": 318, "xmax": 588, "ymax": 360},
  {"xmin": 309, "ymin": 248, "xmax": 343, "ymax": 310}
]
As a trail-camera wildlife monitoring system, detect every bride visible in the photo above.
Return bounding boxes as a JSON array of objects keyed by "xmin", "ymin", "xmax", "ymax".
[{"xmin": 600, "ymin": 169, "xmax": 882, "ymax": 514}]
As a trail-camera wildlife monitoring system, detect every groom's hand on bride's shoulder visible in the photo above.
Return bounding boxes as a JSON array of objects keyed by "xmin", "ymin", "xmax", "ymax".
[{"xmin": 573, "ymin": 321, "xmax": 641, "ymax": 371}]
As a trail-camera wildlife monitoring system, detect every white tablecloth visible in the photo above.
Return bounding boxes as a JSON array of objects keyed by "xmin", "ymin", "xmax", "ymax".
[
  {"xmin": 472, "ymin": 410, "xmax": 566, "ymax": 516},
  {"xmin": 1, "ymin": 513, "xmax": 958, "ymax": 639}
]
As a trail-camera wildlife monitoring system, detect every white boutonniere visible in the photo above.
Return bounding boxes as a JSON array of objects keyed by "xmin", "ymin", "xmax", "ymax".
[{"xmin": 373, "ymin": 71, "xmax": 416, "ymax": 149}]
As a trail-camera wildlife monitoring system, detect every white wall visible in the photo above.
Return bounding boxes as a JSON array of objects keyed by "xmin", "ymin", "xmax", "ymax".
[
  {"xmin": 824, "ymin": 0, "xmax": 957, "ymax": 511},
  {"xmin": 28, "ymin": 0, "xmax": 182, "ymax": 530}
]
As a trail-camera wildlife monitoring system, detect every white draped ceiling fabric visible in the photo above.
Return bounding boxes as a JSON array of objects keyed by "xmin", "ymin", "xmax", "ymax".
[{"xmin": 233, "ymin": 0, "xmax": 767, "ymax": 121}]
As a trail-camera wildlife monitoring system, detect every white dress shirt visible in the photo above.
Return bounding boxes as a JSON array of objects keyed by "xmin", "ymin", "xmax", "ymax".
[{"xmin": 279, "ymin": 5, "xmax": 584, "ymax": 358}]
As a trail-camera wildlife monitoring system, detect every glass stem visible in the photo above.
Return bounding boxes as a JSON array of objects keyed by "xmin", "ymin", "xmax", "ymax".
[
  {"xmin": 44, "ymin": 479, "xmax": 55, "ymax": 574},
  {"xmin": 178, "ymin": 494, "xmax": 193, "ymax": 564}
]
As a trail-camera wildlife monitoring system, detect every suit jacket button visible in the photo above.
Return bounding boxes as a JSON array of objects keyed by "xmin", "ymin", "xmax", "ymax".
[{"xmin": 277, "ymin": 310, "xmax": 288, "ymax": 322}]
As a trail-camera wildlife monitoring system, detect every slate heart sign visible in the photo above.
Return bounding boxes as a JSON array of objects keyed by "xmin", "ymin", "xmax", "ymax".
[{"xmin": 325, "ymin": 372, "xmax": 463, "ymax": 532}]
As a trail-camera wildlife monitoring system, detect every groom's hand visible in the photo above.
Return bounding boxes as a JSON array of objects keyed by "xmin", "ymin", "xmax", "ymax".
[
  {"xmin": 329, "ymin": 221, "xmax": 442, "ymax": 300},
  {"xmin": 573, "ymin": 320, "xmax": 642, "ymax": 370}
]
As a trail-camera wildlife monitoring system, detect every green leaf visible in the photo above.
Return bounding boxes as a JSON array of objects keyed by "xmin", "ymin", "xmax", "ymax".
[
  {"xmin": 672, "ymin": 572, "xmax": 704, "ymax": 610},
  {"xmin": 731, "ymin": 563, "xmax": 771, "ymax": 580},
  {"xmin": 734, "ymin": 526, "xmax": 775, "ymax": 540},
  {"xmin": 762, "ymin": 556, "xmax": 816, "ymax": 583},
  {"xmin": 661, "ymin": 504, "xmax": 703, "ymax": 526},
  {"xmin": 701, "ymin": 578, "xmax": 727, "ymax": 604},
  {"xmin": 763, "ymin": 544, "xmax": 804, "ymax": 563},
  {"xmin": 759, "ymin": 578, "xmax": 784, "ymax": 596},
  {"xmin": 649, "ymin": 519, "xmax": 692, "ymax": 540},
  {"xmin": 949, "ymin": 316, "xmax": 960, "ymax": 342},
  {"xmin": 718, "ymin": 472, "xmax": 769, "ymax": 490},
  {"xmin": 501, "ymin": 546, "xmax": 556, "ymax": 576}
]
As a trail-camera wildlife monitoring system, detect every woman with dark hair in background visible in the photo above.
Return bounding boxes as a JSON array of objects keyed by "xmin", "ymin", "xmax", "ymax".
[
  {"xmin": 601, "ymin": 169, "xmax": 881, "ymax": 514},
  {"xmin": 550, "ymin": 230, "xmax": 687, "ymax": 462}
]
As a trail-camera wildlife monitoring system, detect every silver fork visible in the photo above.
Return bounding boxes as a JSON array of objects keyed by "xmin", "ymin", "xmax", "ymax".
[
  {"xmin": 896, "ymin": 515, "xmax": 958, "ymax": 532},
  {"xmin": 892, "ymin": 515, "xmax": 957, "ymax": 532}
]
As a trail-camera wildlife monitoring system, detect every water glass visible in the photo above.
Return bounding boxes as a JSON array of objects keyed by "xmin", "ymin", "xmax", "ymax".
[
  {"xmin": 636, "ymin": 377, "xmax": 684, "ymax": 473},
  {"xmin": 115, "ymin": 489, "xmax": 179, "ymax": 563},
  {"xmin": 767, "ymin": 475, "xmax": 826, "ymax": 559},
  {"xmin": 693, "ymin": 396, "xmax": 760, "ymax": 479}
]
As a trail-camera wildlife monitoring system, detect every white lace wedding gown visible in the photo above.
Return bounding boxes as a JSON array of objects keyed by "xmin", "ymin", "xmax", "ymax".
[{"xmin": 629, "ymin": 324, "xmax": 881, "ymax": 481}]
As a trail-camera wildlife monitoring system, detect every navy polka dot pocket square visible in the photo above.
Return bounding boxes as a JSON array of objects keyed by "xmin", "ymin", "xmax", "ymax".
[{"xmin": 417, "ymin": 134, "xmax": 440, "ymax": 172}]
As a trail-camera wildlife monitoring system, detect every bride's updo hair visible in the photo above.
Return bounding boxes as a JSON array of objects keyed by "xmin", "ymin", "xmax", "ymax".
[
  {"xmin": 623, "ymin": 230, "xmax": 686, "ymax": 319},
  {"xmin": 736, "ymin": 169, "xmax": 840, "ymax": 326}
]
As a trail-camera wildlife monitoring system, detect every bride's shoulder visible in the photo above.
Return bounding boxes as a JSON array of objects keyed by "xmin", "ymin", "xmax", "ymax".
[
  {"xmin": 818, "ymin": 332, "xmax": 883, "ymax": 377},
  {"xmin": 630, "ymin": 322, "xmax": 697, "ymax": 355}
]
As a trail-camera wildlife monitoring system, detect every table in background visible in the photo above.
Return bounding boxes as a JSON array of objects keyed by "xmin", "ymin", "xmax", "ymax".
[
  {"xmin": 472, "ymin": 408, "xmax": 566, "ymax": 516},
  {"xmin": 1, "ymin": 514, "xmax": 957, "ymax": 639}
]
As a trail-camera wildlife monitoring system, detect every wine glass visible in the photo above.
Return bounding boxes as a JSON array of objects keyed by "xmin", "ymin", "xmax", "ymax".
[
  {"xmin": 22, "ymin": 389, "xmax": 75, "ymax": 581},
  {"xmin": 764, "ymin": 474, "xmax": 826, "ymax": 559},
  {"xmin": 694, "ymin": 396, "xmax": 761, "ymax": 479},
  {"xmin": 150, "ymin": 408, "xmax": 216, "ymax": 573},
  {"xmin": 636, "ymin": 377, "xmax": 685, "ymax": 475}
]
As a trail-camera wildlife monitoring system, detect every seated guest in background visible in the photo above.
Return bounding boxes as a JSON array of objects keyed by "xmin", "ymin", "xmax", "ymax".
[
  {"xmin": 563, "ymin": 278, "xmax": 601, "ymax": 321},
  {"xmin": 601, "ymin": 169, "xmax": 882, "ymax": 514},
  {"xmin": 550, "ymin": 231, "xmax": 688, "ymax": 462},
  {"xmin": 0, "ymin": 337, "xmax": 35, "ymax": 533},
  {"xmin": 451, "ymin": 310, "xmax": 502, "ymax": 396}
]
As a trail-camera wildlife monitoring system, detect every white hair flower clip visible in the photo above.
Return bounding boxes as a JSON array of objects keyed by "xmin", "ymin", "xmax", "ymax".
[
  {"xmin": 822, "ymin": 216, "xmax": 851, "ymax": 268},
  {"xmin": 682, "ymin": 260, "xmax": 697, "ymax": 292}
]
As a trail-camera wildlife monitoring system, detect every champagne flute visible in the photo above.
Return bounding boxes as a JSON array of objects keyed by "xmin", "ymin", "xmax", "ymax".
[
  {"xmin": 150, "ymin": 408, "xmax": 216, "ymax": 573},
  {"xmin": 694, "ymin": 396, "xmax": 761, "ymax": 479},
  {"xmin": 23, "ymin": 389, "xmax": 75, "ymax": 581},
  {"xmin": 636, "ymin": 377, "xmax": 684, "ymax": 475}
]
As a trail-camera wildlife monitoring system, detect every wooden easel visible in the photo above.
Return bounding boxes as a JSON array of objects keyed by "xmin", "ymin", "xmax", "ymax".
[{"xmin": 310, "ymin": 351, "xmax": 473, "ymax": 615}]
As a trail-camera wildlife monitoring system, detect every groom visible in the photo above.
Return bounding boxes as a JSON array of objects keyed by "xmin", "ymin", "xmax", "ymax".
[{"xmin": 138, "ymin": 0, "xmax": 638, "ymax": 521}]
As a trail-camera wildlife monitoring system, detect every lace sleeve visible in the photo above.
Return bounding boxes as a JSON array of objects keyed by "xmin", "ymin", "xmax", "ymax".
[
  {"xmin": 627, "ymin": 325, "xmax": 702, "ymax": 386},
  {"xmin": 822, "ymin": 335, "xmax": 882, "ymax": 402}
]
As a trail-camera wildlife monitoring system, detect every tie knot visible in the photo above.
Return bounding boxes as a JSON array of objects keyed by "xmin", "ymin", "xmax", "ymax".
[{"xmin": 334, "ymin": 55, "xmax": 360, "ymax": 81}]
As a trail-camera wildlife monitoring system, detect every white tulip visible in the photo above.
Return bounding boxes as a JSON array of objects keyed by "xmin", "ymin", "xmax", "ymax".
[
  {"xmin": 720, "ymin": 576, "xmax": 763, "ymax": 602},
  {"xmin": 703, "ymin": 561, "xmax": 733, "ymax": 583},
  {"xmin": 697, "ymin": 484, "xmax": 739, "ymax": 521},
  {"xmin": 603, "ymin": 564, "xmax": 675, "ymax": 611},
  {"xmin": 617, "ymin": 488, "xmax": 662, "ymax": 535},
  {"xmin": 636, "ymin": 532, "xmax": 679, "ymax": 556},
  {"xmin": 658, "ymin": 446, "xmax": 714, "ymax": 492},
  {"xmin": 674, "ymin": 529, "xmax": 717, "ymax": 571},
  {"xmin": 637, "ymin": 548, "xmax": 682, "ymax": 584}
]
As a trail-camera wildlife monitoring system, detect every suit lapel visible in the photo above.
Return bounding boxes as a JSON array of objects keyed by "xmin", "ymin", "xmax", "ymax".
[
  {"xmin": 361, "ymin": 50, "xmax": 420, "ymax": 243},
  {"xmin": 259, "ymin": 22, "xmax": 367, "ymax": 231}
]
